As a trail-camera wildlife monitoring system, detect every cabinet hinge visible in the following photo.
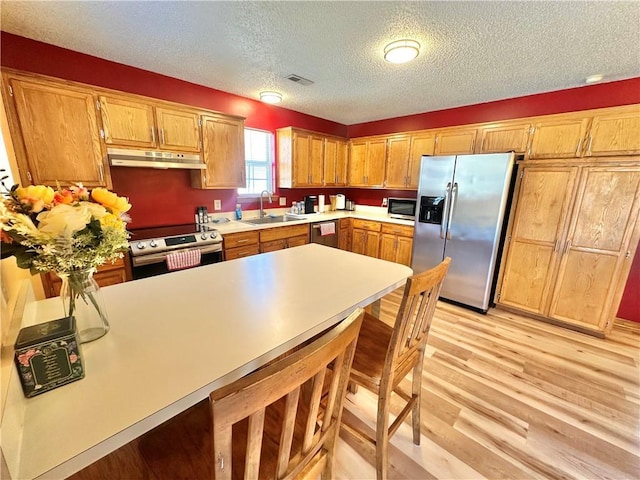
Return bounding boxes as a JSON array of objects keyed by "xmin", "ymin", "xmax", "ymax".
[
  {"xmin": 520, "ymin": 170, "xmax": 524, "ymax": 179},
  {"xmin": 199, "ymin": 118, "xmax": 203, "ymax": 126},
  {"xmin": 626, "ymin": 250, "xmax": 631, "ymax": 259},
  {"xmin": 26, "ymin": 171, "xmax": 32, "ymax": 182},
  {"xmin": 497, "ymin": 292, "xmax": 501, "ymax": 300},
  {"xmin": 96, "ymin": 100, "xmax": 101, "ymax": 111},
  {"xmin": 8, "ymin": 85, "xmax": 13, "ymax": 96},
  {"xmin": 507, "ymin": 235, "xmax": 511, "ymax": 242},
  {"xmin": 100, "ymin": 129, "xmax": 105, "ymax": 139},
  {"xmin": 530, "ymin": 126, "xmax": 535, "ymax": 135}
]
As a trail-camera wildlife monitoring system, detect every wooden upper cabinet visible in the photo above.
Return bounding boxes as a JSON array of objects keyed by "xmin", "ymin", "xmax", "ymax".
[
  {"xmin": 479, "ymin": 123, "xmax": 531, "ymax": 154},
  {"xmin": 99, "ymin": 96, "xmax": 156, "ymax": 148},
  {"xmin": 7, "ymin": 76, "xmax": 110, "ymax": 188},
  {"xmin": 348, "ymin": 141, "xmax": 367, "ymax": 187},
  {"xmin": 324, "ymin": 137, "xmax": 348, "ymax": 186},
  {"xmin": 349, "ymin": 138, "xmax": 386, "ymax": 187},
  {"xmin": 154, "ymin": 107, "xmax": 201, "ymax": 152},
  {"xmin": 435, "ymin": 129, "xmax": 477, "ymax": 155},
  {"xmin": 99, "ymin": 96, "xmax": 201, "ymax": 152},
  {"xmin": 384, "ymin": 136, "xmax": 411, "ymax": 188},
  {"xmin": 408, "ymin": 132, "xmax": 436, "ymax": 188},
  {"xmin": 191, "ymin": 114, "xmax": 245, "ymax": 189},
  {"xmin": 292, "ymin": 131, "xmax": 323, "ymax": 187},
  {"xmin": 277, "ymin": 127, "xmax": 337, "ymax": 188},
  {"xmin": 584, "ymin": 106, "xmax": 640, "ymax": 157},
  {"xmin": 292, "ymin": 132, "xmax": 312, "ymax": 186},
  {"xmin": 309, "ymin": 135, "xmax": 325, "ymax": 185},
  {"xmin": 382, "ymin": 132, "xmax": 435, "ymax": 189},
  {"xmin": 527, "ymin": 117, "xmax": 590, "ymax": 159}
]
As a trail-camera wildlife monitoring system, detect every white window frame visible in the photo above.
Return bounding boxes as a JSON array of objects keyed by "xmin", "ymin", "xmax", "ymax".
[{"xmin": 238, "ymin": 128, "xmax": 275, "ymax": 197}]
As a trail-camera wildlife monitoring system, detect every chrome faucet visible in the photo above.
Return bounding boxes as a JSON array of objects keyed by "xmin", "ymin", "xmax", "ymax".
[{"xmin": 259, "ymin": 190, "xmax": 272, "ymax": 218}]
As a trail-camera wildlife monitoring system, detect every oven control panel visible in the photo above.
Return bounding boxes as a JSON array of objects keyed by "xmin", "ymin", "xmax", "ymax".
[{"xmin": 129, "ymin": 230, "xmax": 222, "ymax": 256}]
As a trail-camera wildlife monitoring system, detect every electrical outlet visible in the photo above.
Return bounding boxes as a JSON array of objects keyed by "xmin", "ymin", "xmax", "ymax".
[
  {"xmin": 279, "ymin": 197, "xmax": 287, "ymax": 206},
  {"xmin": 213, "ymin": 200, "xmax": 222, "ymax": 211},
  {"xmin": 382, "ymin": 198, "xmax": 388, "ymax": 207}
]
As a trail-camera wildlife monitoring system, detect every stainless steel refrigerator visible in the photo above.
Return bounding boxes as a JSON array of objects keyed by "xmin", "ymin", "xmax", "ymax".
[{"xmin": 412, "ymin": 153, "xmax": 515, "ymax": 312}]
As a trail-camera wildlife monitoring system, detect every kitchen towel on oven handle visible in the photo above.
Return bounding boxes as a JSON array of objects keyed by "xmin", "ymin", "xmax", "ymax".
[
  {"xmin": 166, "ymin": 249, "xmax": 202, "ymax": 271},
  {"xmin": 319, "ymin": 222, "xmax": 336, "ymax": 236}
]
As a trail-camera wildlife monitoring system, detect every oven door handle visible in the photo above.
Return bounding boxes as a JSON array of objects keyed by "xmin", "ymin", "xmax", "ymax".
[{"xmin": 131, "ymin": 244, "xmax": 222, "ymax": 267}]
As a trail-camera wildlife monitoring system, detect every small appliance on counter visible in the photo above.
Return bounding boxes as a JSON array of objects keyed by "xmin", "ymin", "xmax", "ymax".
[
  {"xmin": 387, "ymin": 197, "xmax": 417, "ymax": 220},
  {"xmin": 304, "ymin": 195, "xmax": 317, "ymax": 214},
  {"xmin": 335, "ymin": 194, "xmax": 346, "ymax": 210},
  {"xmin": 345, "ymin": 199, "xmax": 356, "ymax": 211}
]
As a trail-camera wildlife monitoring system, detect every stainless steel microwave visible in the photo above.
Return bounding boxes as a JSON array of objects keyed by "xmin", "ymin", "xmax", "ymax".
[{"xmin": 387, "ymin": 197, "xmax": 417, "ymax": 220}]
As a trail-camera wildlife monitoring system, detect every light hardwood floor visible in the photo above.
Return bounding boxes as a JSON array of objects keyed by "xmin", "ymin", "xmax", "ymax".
[
  {"xmin": 336, "ymin": 289, "xmax": 640, "ymax": 479},
  {"xmin": 72, "ymin": 290, "xmax": 640, "ymax": 479}
]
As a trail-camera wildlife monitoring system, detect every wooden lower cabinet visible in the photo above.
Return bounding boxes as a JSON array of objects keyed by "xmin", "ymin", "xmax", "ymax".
[
  {"xmin": 223, "ymin": 231, "xmax": 260, "ymax": 260},
  {"xmin": 351, "ymin": 219, "xmax": 381, "ymax": 258},
  {"xmin": 497, "ymin": 162, "xmax": 640, "ymax": 336},
  {"xmin": 338, "ymin": 218, "xmax": 352, "ymax": 251},
  {"xmin": 378, "ymin": 224, "xmax": 414, "ymax": 266},
  {"xmin": 259, "ymin": 225, "xmax": 309, "ymax": 253},
  {"xmin": 41, "ymin": 258, "xmax": 129, "ymax": 298}
]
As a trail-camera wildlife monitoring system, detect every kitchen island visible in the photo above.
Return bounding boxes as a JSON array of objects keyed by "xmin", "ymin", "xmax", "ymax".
[{"xmin": 1, "ymin": 244, "xmax": 412, "ymax": 479}]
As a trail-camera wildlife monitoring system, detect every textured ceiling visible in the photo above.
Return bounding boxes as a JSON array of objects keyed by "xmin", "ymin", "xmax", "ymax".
[{"xmin": 1, "ymin": 1, "xmax": 639, "ymax": 125}]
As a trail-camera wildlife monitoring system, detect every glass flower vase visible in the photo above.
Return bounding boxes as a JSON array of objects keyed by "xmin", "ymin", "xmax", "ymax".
[{"xmin": 58, "ymin": 268, "xmax": 110, "ymax": 343}]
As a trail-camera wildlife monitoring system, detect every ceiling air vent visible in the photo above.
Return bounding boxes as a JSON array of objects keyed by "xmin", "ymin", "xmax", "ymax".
[{"xmin": 286, "ymin": 74, "xmax": 314, "ymax": 86}]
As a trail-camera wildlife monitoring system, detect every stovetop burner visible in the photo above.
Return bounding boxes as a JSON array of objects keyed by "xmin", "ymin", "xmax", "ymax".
[{"xmin": 129, "ymin": 224, "xmax": 222, "ymax": 257}]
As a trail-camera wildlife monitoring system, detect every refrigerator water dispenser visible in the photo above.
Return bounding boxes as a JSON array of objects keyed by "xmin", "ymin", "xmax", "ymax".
[{"xmin": 418, "ymin": 196, "xmax": 444, "ymax": 224}]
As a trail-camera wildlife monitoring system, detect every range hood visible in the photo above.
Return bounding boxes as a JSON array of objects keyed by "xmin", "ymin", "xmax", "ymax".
[{"xmin": 107, "ymin": 148, "xmax": 206, "ymax": 170}]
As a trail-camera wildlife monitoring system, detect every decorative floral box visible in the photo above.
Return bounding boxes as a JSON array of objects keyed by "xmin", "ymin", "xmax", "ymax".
[{"xmin": 14, "ymin": 316, "xmax": 84, "ymax": 398}]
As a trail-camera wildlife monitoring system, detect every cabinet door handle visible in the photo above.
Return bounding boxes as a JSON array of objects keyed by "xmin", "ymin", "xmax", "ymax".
[
  {"xmin": 160, "ymin": 129, "xmax": 166, "ymax": 145},
  {"xmin": 575, "ymin": 137, "xmax": 583, "ymax": 156},
  {"xmin": 237, "ymin": 239, "xmax": 249, "ymax": 244},
  {"xmin": 98, "ymin": 163, "xmax": 104, "ymax": 183},
  {"xmin": 564, "ymin": 239, "xmax": 572, "ymax": 254},
  {"xmin": 586, "ymin": 135, "xmax": 593, "ymax": 153},
  {"xmin": 150, "ymin": 127, "xmax": 156, "ymax": 144},
  {"xmin": 554, "ymin": 239, "xmax": 559, "ymax": 252}
]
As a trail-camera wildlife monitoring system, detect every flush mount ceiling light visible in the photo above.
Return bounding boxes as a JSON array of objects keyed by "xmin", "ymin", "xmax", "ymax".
[
  {"xmin": 585, "ymin": 74, "xmax": 604, "ymax": 84},
  {"xmin": 259, "ymin": 91, "xmax": 282, "ymax": 104},
  {"xmin": 384, "ymin": 39, "xmax": 420, "ymax": 64}
]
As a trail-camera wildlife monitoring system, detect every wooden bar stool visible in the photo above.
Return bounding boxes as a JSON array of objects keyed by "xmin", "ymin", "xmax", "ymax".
[
  {"xmin": 341, "ymin": 258, "xmax": 451, "ymax": 480},
  {"xmin": 138, "ymin": 308, "xmax": 365, "ymax": 480}
]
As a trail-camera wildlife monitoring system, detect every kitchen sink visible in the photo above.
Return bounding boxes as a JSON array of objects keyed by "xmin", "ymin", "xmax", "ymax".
[{"xmin": 240, "ymin": 214, "xmax": 302, "ymax": 225}]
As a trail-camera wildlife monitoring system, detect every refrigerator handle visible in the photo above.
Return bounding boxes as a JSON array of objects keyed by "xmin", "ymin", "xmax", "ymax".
[
  {"xmin": 441, "ymin": 182, "xmax": 452, "ymax": 239},
  {"xmin": 446, "ymin": 182, "xmax": 458, "ymax": 240}
]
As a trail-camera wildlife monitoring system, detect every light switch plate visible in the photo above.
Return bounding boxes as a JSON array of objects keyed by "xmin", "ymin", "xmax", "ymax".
[
  {"xmin": 382, "ymin": 198, "xmax": 388, "ymax": 207},
  {"xmin": 214, "ymin": 200, "xmax": 222, "ymax": 211},
  {"xmin": 279, "ymin": 197, "xmax": 287, "ymax": 206}
]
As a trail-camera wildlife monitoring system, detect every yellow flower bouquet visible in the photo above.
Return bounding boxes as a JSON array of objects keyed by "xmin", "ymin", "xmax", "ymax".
[{"xmin": 1, "ymin": 174, "xmax": 131, "ymax": 342}]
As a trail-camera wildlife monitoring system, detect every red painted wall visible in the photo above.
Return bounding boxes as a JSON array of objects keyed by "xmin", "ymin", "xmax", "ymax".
[
  {"xmin": 348, "ymin": 78, "xmax": 640, "ymax": 137},
  {"xmin": 2, "ymin": 33, "xmax": 638, "ymax": 323}
]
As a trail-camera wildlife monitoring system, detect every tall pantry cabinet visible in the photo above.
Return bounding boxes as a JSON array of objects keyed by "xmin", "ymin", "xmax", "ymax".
[{"xmin": 496, "ymin": 160, "xmax": 640, "ymax": 336}]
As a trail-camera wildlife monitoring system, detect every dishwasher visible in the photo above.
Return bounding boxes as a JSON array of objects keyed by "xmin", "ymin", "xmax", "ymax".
[{"xmin": 310, "ymin": 220, "xmax": 339, "ymax": 248}]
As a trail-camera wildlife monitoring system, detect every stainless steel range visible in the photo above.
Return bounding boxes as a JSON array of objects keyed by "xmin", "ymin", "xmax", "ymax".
[{"xmin": 128, "ymin": 224, "xmax": 223, "ymax": 279}]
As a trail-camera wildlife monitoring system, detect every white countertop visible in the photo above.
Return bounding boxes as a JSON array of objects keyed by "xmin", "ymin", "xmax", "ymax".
[
  {"xmin": 207, "ymin": 206, "xmax": 415, "ymax": 236},
  {"xmin": 2, "ymin": 244, "xmax": 412, "ymax": 479}
]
